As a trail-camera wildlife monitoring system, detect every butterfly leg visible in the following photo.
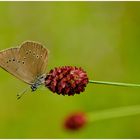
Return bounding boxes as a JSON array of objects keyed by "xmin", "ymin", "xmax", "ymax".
[{"xmin": 17, "ymin": 87, "xmax": 30, "ymax": 99}]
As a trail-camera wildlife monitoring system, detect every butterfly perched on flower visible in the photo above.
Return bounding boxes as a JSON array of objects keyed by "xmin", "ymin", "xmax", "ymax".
[{"xmin": 0, "ymin": 41, "xmax": 49, "ymax": 99}]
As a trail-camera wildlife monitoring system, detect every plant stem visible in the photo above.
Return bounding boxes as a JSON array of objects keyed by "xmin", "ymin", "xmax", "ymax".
[
  {"xmin": 89, "ymin": 80, "xmax": 140, "ymax": 87},
  {"xmin": 88, "ymin": 105, "xmax": 140, "ymax": 122}
]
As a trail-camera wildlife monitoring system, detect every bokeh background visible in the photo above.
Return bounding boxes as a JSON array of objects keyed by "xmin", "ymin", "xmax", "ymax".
[{"xmin": 0, "ymin": 2, "xmax": 140, "ymax": 138}]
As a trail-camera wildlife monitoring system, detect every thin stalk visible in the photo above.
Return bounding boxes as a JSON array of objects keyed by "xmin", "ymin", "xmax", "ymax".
[
  {"xmin": 88, "ymin": 105, "xmax": 140, "ymax": 122},
  {"xmin": 89, "ymin": 80, "xmax": 140, "ymax": 87}
]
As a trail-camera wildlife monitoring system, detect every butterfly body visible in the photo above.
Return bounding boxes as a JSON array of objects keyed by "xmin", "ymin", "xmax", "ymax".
[
  {"xmin": 31, "ymin": 74, "xmax": 46, "ymax": 91},
  {"xmin": 0, "ymin": 41, "xmax": 49, "ymax": 98}
]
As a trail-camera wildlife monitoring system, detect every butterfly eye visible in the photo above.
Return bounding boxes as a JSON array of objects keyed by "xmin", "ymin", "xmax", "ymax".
[
  {"xmin": 29, "ymin": 50, "xmax": 31, "ymax": 53},
  {"xmin": 9, "ymin": 59, "xmax": 11, "ymax": 62},
  {"xmin": 22, "ymin": 61, "xmax": 25, "ymax": 64},
  {"xmin": 17, "ymin": 60, "xmax": 20, "ymax": 63},
  {"xmin": 36, "ymin": 55, "xmax": 39, "ymax": 58},
  {"xmin": 26, "ymin": 51, "xmax": 28, "ymax": 55},
  {"xmin": 13, "ymin": 58, "xmax": 15, "ymax": 61},
  {"xmin": 40, "ymin": 55, "xmax": 42, "ymax": 57}
]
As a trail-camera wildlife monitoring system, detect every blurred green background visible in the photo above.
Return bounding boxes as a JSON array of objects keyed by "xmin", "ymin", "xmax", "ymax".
[{"xmin": 0, "ymin": 2, "xmax": 140, "ymax": 138}]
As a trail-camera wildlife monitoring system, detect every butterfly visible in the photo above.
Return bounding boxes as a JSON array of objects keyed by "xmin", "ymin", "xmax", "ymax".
[{"xmin": 0, "ymin": 41, "xmax": 49, "ymax": 99}]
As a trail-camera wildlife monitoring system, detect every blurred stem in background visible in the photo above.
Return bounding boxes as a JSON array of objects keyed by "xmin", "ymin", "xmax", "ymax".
[
  {"xmin": 88, "ymin": 105, "xmax": 140, "ymax": 122},
  {"xmin": 65, "ymin": 105, "xmax": 140, "ymax": 131}
]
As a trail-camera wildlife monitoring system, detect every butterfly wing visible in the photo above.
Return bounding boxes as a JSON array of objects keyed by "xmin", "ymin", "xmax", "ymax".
[
  {"xmin": 18, "ymin": 41, "xmax": 49, "ymax": 83},
  {"xmin": 0, "ymin": 47, "xmax": 32, "ymax": 84},
  {"xmin": 0, "ymin": 41, "xmax": 49, "ymax": 84}
]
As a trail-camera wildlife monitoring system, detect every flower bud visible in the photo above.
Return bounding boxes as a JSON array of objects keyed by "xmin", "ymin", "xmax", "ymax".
[{"xmin": 64, "ymin": 112, "xmax": 87, "ymax": 131}]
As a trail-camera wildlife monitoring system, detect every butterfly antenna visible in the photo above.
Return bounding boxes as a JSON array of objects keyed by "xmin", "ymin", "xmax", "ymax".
[{"xmin": 17, "ymin": 87, "xmax": 30, "ymax": 100}]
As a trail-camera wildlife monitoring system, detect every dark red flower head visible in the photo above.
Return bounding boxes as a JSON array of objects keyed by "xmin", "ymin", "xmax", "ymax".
[
  {"xmin": 64, "ymin": 112, "xmax": 87, "ymax": 131},
  {"xmin": 45, "ymin": 66, "xmax": 89, "ymax": 96}
]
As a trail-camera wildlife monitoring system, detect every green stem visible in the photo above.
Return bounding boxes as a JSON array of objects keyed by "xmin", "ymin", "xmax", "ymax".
[
  {"xmin": 89, "ymin": 80, "xmax": 140, "ymax": 87},
  {"xmin": 88, "ymin": 105, "xmax": 140, "ymax": 122}
]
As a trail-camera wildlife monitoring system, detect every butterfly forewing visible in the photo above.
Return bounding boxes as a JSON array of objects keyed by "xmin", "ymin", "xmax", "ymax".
[
  {"xmin": 37, "ymin": 44, "xmax": 48, "ymax": 75},
  {"xmin": 0, "ymin": 41, "xmax": 49, "ymax": 84},
  {"xmin": 19, "ymin": 41, "xmax": 49, "ymax": 82}
]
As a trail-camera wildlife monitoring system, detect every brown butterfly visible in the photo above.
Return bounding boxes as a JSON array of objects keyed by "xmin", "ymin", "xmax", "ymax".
[{"xmin": 0, "ymin": 41, "xmax": 49, "ymax": 99}]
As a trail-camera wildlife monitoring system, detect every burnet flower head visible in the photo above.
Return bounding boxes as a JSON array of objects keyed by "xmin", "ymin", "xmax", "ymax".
[
  {"xmin": 44, "ymin": 65, "xmax": 140, "ymax": 96},
  {"xmin": 45, "ymin": 66, "xmax": 89, "ymax": 96}
]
